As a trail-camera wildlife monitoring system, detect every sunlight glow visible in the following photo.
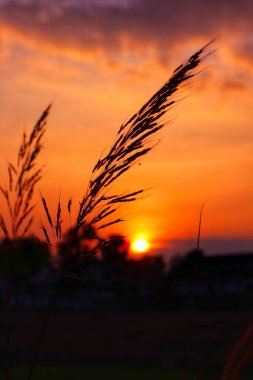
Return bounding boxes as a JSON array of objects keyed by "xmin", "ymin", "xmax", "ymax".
[{"xmin": 132, "ymin": 238, "xmax": 149, "ymax": 253}]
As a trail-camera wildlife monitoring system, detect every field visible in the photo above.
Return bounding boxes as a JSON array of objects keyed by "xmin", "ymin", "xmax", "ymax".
[
  {"xmin": 1, "ymin": 310, "xmax": 253, "ymax": 379},
  {"xmin": 10, "ymin": 366, "xmax": 202, "ymax": 380}
]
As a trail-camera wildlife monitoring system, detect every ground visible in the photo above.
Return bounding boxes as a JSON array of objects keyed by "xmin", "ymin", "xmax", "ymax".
[{"xmin": 1, "ymin": 310, "xmax": 253, "ymax": 379}]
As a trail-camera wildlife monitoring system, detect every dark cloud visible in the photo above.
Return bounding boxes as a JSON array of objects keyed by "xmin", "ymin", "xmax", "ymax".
[{"xmin": 0, "ymin": 0, "xmax": 252, "ymax": 61}]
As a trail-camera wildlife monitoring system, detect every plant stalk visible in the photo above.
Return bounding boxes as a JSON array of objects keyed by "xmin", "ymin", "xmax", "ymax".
[{"xmin": 27, "ymin": 274, "xmax": 63, "ymax": 380}]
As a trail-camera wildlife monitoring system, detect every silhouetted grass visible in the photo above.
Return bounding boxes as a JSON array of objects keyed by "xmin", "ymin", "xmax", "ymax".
[
  {"xmin": 0, "ymin": 105, "xmax": 51, "ymax": 239},
  {"xmin": 0, "ymin": 41, "xmax": 215, "ymax": 380},
  {"xmin": 41, "ymin": 42, "xmax": 213, "ymax": 275},
  {"xmin": 25, "ymin": 42, "xmax": 213, "ymax": 380},
  {"xmin": 0, "ymin": 105, "xmax": 51, "ymax": 380},
  {"xmin": 221, "ymin": 324, "xmax": 253, "ymax": 380}
]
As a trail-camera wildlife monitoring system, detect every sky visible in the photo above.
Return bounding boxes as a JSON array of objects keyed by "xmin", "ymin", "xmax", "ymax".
[{"xmin": 1, "ymin": 0, "xmax": 253, "ymax": 258}]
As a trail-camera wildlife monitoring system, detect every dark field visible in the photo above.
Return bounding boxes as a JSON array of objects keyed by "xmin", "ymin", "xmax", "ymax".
[
  {"xmin": 8, "ymin": 366, "xmax": 206, "ymax": 380},
  {"xmin": 1, "ymin": 310, "xmax": 253, "ymax": 379}
]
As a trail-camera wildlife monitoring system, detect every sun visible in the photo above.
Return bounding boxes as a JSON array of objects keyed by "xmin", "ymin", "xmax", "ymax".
[{"xmin": 132, "ymin": 238, "xmax": 149, "ymax": 254}]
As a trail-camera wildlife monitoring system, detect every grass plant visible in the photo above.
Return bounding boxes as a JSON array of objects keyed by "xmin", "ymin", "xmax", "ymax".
[
  {"xmin": 28, "ymin": 42, "xmax": 212, "ymax": 380},
  {"xmin": 41, "ymin": 42, "xmax": 212, "ymax": 274},
  {"xmin": 0, "ymin": 105, "xmax": 51, "ymax": 239},
  {"xmin": 0, "ymin": 105, "xmax": 51, "ymax": 380},
  {"xmin": 1, "ymin": 42, "xmax": 215, "ymax": 380}
]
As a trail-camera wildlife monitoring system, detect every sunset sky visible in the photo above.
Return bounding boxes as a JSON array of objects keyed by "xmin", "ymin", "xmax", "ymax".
[{"xmin": 1, "ymin": 0, "xmax": 253, "ymax": 258}]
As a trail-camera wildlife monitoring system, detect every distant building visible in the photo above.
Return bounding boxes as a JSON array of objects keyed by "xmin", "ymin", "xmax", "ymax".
[{"xmin": 167, "ymin": 250, "xmax": 253, "ymax": 299}]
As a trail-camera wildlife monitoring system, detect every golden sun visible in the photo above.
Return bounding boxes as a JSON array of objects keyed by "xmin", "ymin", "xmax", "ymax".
[{"xmin": 132, "ymin": 238, "xmax": 149, "ymax": 254}]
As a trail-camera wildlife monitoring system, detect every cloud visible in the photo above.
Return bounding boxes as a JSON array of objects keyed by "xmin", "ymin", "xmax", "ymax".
[{"xmin": 0, "ymin": 0, "xmax": 252, "ymax": 64}]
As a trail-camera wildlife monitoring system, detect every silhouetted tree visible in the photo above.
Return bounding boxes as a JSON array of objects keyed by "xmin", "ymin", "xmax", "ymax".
[
  {"xmin": 101, "ymin": 234, "xmax": 129, "ymax": 263},
  {"xmin": 56, "ymin": 224, "xmax": 101, "ymax": 275},
  {"xmin": 0, "ymin": 237, "xmax": 50, "ymax": 281}
]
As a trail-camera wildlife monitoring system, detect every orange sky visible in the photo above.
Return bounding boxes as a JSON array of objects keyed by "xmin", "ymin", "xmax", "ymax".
[{"xmin": 1, "ymin": 0, "xmax": 253, "ymax": 257}]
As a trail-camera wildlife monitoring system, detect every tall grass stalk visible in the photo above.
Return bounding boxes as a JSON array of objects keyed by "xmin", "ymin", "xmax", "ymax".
[
  {"xmin": 42, "ymin": 42, "xmax": 213, "ymax": 273},
  {"xmin": 0, "ymin": 105, "xmax": 51, "ymax": 380},
  {"xmin": 221, "ymin": 324, "xmax": 253, "ymax": 380},
  {"xmin": 27, "ymin": 42, "xmax": 212, "ymax": 380},
  {"xmin": 0, "ymin": 104, "xmax": 51, "ymax": 239},
  {"xmin": 191, "ymin": 199, "xmax": 210, "ymax": 310}
]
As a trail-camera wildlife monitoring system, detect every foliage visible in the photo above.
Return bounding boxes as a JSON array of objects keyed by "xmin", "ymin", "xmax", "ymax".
[
  {"xmin": 0, "ymin": 237, "xmax": 50, "ymax": 280},
  {"xmin": 101, "ymin": 234, "xmax": 129, "ymax": 262}
]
